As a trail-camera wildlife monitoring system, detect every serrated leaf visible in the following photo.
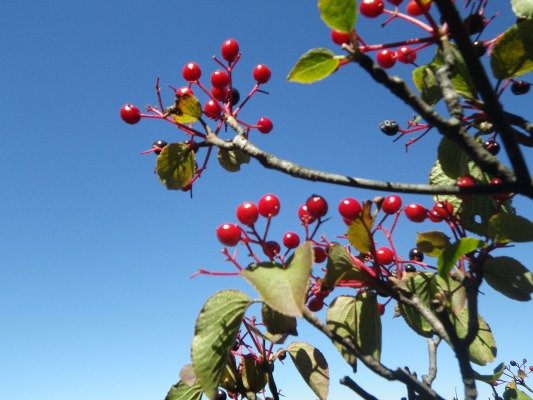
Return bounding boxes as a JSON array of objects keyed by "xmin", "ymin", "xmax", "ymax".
[
  {"xmin": 503, "ymin": 388, "xmax": 532, "ymax": 400},
  {"xmin": 217, "ymin": 148, "xmax": 250, "ymax": 172},
  {"xmin": 287, "ymin": 342, "xmax": 329, "ymax": 400},
  {"xmin": 170, "ymin": 93, "xmax": 202, "ymax": 124},
  {"xmin": 241, "ymin": 242, "xmax": 313, "ymax": 317},
  {"xmin": 355, "ymin": 291, "xmax": 382, "ymax": 362},
  {"xmin": 318, "ymin": 0, "xmax": 357, "ymax": 32},
  {"xmin": 512, "ymin": 0, "xmax": 533, "ymax": 19},
  {"xmin": 287, "ymin": 48, "xmax": 340, "ymax": 83},
  {"xmin": 474, "ymin": 362, "xmax": 506, "ymax": 383},
  {"xmin": 438, "ymin": 238, "xmax": 485, "ymax": 280},
  {"xmin": 451, "ymin": 308, "xmax": 496, "ymax": 366},
  {"xmin": 416, "ymin": 231, "xmax": 451, "ymax": 257},
  {"xmin": 398, "ymin": 273, "xmax": 438, "ymax": 337},
  {"xmin": 488, "ymin": 213, "xmax": 533, "ymax": 244},
  {"xmin": 322, "ymin": 243, "xmax": 369, "ymax": 290},
  {"xmin": 241, "ymin": 354, "xmax": 268, "ymax": 393},
  {"xmin": 437, "ymin": 137, "xmax": 470, "ymax": 179},
  {"xmin": 164, "ymin": 381, "xmax": 203, "ymax": 400},
  {"xmin": 262, "ymin": 303, "xmax": 298, "ymax": 336},
  {"xmin": 484, "ymin": 256, "xmax": 533, "ymax": 301},
  {"xmin": 326, "ymin": 296, "xmax": 357, "ymax": 370},
  {"xmin": 191, "ymin": 290, "xmax": 251, "ymax": 399},
  {"xmin": 413, "ymin": 65, "xmax": 442, "ymax": 106},
  {"xmin": 491, "ymin": 21, "xmax": 533, "ymax": 79},
  {"xmin": 156, "ymin": 143, "xmax": 196, "ymax": 190}
]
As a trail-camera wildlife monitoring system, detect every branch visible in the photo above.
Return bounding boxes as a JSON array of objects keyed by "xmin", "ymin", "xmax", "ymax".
[
  {"xmin": 340, "ymin": 376, "xmax": 379, "ymax": 400},
  {"xmin": 422, "ymin": 337, "xmax": 441, "ymax": 386}
]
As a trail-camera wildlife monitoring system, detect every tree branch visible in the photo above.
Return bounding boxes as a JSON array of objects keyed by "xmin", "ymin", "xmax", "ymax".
[
  {"xmin": 340, "ymin": 376, "xmax": 379, "ymax": 400},
  {"xmin": 422, "ymin": 337, "xmax": 441, "ymax": 386}
]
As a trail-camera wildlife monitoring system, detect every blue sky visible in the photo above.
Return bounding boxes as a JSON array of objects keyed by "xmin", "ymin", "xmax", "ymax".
[{"xmin": 1, "ymin": 1, "xmax": 532, "ymax": 399}]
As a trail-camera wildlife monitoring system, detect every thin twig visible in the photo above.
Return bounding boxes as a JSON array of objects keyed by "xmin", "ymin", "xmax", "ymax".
[
  {"xmin": 422, "ymin": 337, "xmax": 441, "ymax": 386},
  {"xmin": 340, "ymin": 376, "xmax": 379, "ymax": 400}
]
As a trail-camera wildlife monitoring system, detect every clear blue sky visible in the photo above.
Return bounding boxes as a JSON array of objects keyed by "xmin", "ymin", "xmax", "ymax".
[{"xmin": 1, "ymin": 1, "xmax": 532, "ymax": 399}]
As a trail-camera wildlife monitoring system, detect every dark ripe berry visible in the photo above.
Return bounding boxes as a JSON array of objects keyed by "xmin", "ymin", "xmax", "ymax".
[
  {"xmin": 307, "ymin": 296, "xmax": 324, "ymax": 312},
  {"xmin": 464, "ymin": 14, "xmax": 486, "ymax": 35},
  {"xmin": 359, "ymin": 0, "xmax": 385, "ymax": 18},
  {"xmin": 229, "ymin": 87, "xmax": 240, "ymax": 105},
  {"xmin": 409, "ymin": 248, "xmax": 424, "ymax": 262},
  {"xmin": 331, "ymin": 29, "xmax": 351, "ymax": 46},
  {"xmin": 253, "ymin": 64, "xmax": 271, "ymax": 84},
  {"xmin": 120, "ymin": 104, "xmax": 141, "ymax": 124},
  {"xmin": 510, "ymin": 360, "xmax": 518, "ymax": 366},
  {"xmin": 484, "ymin": 140, "xmax": 500, "ymax": 155},
  {"xmin": 203, "ymin": 100, "xmax": 222, "ymax": 118},
  {"xmin": 511, "ymin": 81, "xmax": 530, "ymax": 95},
  {"xmin": 236, "ymin": 202, "xmax": 259, "ymax": 226},
  {"xmin": 278, "ymin": 350, "xmax": 287, "ymax": 361},
  {"xmin": 406, "ymin": 0, "xmax": 431, "ymax": 16},
  {"xmin": 182, "ymin": 62, "xmax": 202, "ymax": 82},
  {"xmin": 306, "ymin": 195, "xmax": 329, "ymax": 218},
  {"xmin": 215, "ymin": 389, "xmax": 227, "ymax": 400},
  {"xmin": 263, "ymin": 241, "xmax": 281, "ymax": 259},
  {"xmin": 386, "ymin": 0, "xmax": 403, "ymax": 5},
  {"xmin": 489, "ymin": 178, "xmax": 511, "ymax": 201},
  {"xmin": 434, "ymin": 201, "xmax": 454, "ymax": 219},
  {"xmin": 376, "ymin": 49, "xmax": 397, "ymax": 69},
  {"xmin": 258, "ymin": 194, "xmax": 280, "ymax": 217},
  {"xmin": 257, "ymin": 117, "xmax": 273, "ymax": 134},
  {"xmin": 216, "ymin": 223, "xmax": 242, "ymax": 247},
  {"xmin": 211, "ymin": 70, "xmax": 230, "ymax": 89},
  {"xmin": 404, "ymin": 263, "xmax": 417, "ymax": 272},
  {"xmin": 455, "ymin": 174, "xmax": 476, "ymax": 200},
  {"xmin": 298, "ymin": 204, "xmax": 317, "ymax": 224},
  {"xmin": 380, "ymin": 120, "xmax": 400, "ymax": 136},
  {"xmin": 473, "ymin": 41, "xmax": 487, "ymax": 57},
  {"xmin": 377, "ymin": 303, "xmax": 386, "ymax": 315},
  {"xmin": 221, "ymin": 39, "xmax": 239, "ymax": 63},
  {"xmin": 396, "ymin": 46, "xmax": 417, "ymax": 64},
  {"xmin": 282, "ymin": 232, "xmax": 301, "ymax": 249},
  {"xmin": 382, "ymin": 195, "xmax": 403, "ymax": 214},
  {"xmin": 404, "ymin": 204, "xmax": 427, "ymax": 222},
  {"xmin": 313, "ymin": 247, "xmax": 328, "ymax": 263},
  {"xmin": 233, "ymin": 340, "xmax": 240, "ymax": 351},
  {"xmin": 152, "ymin": 139, "xmax": 168, "ymax": 155},
  {"xmin": 428, "ymin": 208, "xmax": 444, "ymax": 222},
  {"xmin": 376, "ymin": 247, "xmax": 394, "ymax": 265},
  {"xmin": 338, "ymin": 197, "xmax": 362, "ymax": 219}
]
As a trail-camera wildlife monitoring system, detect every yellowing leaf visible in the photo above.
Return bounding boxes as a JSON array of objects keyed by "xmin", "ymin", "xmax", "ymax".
[
  {"xmin": 169, "ymin": 93, "xmax": 202, "ymax": 124},
  {"xmin": 156, "ymin": 143, "xmax": 196, "ymax": 190},
  {"xmin": 491, "ymin": 21, "xmax": 533, "ymax": 79}
]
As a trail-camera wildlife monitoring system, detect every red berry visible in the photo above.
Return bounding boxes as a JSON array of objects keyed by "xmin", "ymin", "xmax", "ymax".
[
  {"xmin": 216, "ymin": 223, "xmax": 242, "ymax": 247},
  {"xmin": 338, "ymin": 198, "xmax": 362, "ymax": 220},
  {"xmin": 359, "ymin": 0, "xmax": 385, "ymax": 18},
  {"xmin": 298, "ymin": 205, "xmax": 317, "ymax": 224},
  {"xmin": 396, "ymin": 46, "xmax": 417, "ymax": 64},
  {"xmin": 203, "ymin": 100, "xmax": 222, "ymax": 118},
  {"xmin": 221, "ymin": 39, "xmax": 239, "ymax": 63},
  {"xmin": 236, "ymin": 202, "xmax": 259, "ymax": 226},
  {"xmin": 182, "ymin": 62, "xmax": 202, "ymax": 82},
  {"xmin": 406, "ymin": 0, "xmax": 431, "ymax": 16},
  {"xmin": 428, "ymin": 208, "xmax": 444, "ymax": 222},
  {"xmin": 386, "ymin": 0, "xmax": 404, "ymax": 5},
  {"xmin": 263, "ymin": 241, "xmax": 281, "ymax": 259},
  {"xmin": 176, "ymin": 86, "xmax": 194, "ymax": 96},
  {"xmin": 455, "ymin": 175, "xmax": 476, "ymax": 200},
  {"xmin": 378, "ymin": 303, "xmax": 386, "ymax": 315},
  {"xmin": 120, "ymin": 104, "xmax": 141, "ymax": 124},
  {"xmin": 211, "ymin": 86, "xmax": 227, "ymax": 101},
  {"xmin": 253, "ymin": 64, "xmax": 271, "ymax": 84},
  {"xmin": 404, "ymin": 204, "xmax": 427, "ymax": 222},
  {"xmin": 529, "ymin": 366, "xmax": 533, "ymax": 372},
  {"xmin": 489, "ymin": 178, "xmax": 511, "ymax": 201},
  {"xmin": 211, "ymin": 70, "xmax": 230, "ymax": 89},
  {"xmin": 257, "ymin": 117, "xmax": 273, "ymax": 134},
  {"xmin": 258, "ymin": 194, "xmax": 280, "ymax": 217},
  {"xmin": 331, "ymin": 29, "xmax": 351, "ymax": 46},
  {"xmin": 307, "ymin": 296, "xmax": 324, "ymax": 312},
  {"xmin": 343, "ymin": 217, "xmax": 355, "ymax": 225},
  {"xmin": 282, "ymin": 232, "xmax": 301, "ymax": 249},
  {"xmin": 376, "ymin": 49, "xmax": 397, "ymax": 69},
  {"xmin": 376, "ymin": 247, "xmax": 394, "ymax": 265},
  {"xmin": 434, "ymin": 201, "xmax": 454, "ymax": 219},
  {"xmin": 306, "ymin": 195, "xmax": 329, "ymax": 218},
  {"xmin": 313, "ymin": 247, "xmax": 328, "ymax": 263},
  {"xmin": 382, "ymin": 195, "xmax": 403, "ymax": 214}
]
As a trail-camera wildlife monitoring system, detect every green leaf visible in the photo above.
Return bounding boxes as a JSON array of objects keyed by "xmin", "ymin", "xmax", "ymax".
[
  {"xmin": 491, "ymin": 21, "xmax": 533, "ymax": 79},
  {"xmin": 355, "ymin": 291, "xmax": 382, "ymax": 362},
  {"xmin": 179, "ymin": 364, "xmax": 197, "ymax": 386},
  {"xmin": 241, "ymin": 354, "xmax": 268, "ymax": 393},
  {"xmin": 413, "ymin": 65, "xmax": 442, "ymax": 106},
  {"xmin": 416, "ymin": 231, "xmax": 451, "ymax": 258},
  {"xmin": 217, "ymin": 148, "xmax": 250, "ymax": 172},
  {"xmin": 156, "ymin": 143, "xmax": 197, "ymax": 190},
  {"xmin": 437, "ymin": 137, "xmax": 470, "ymax": 179},
  {"xmin": 321, "ymin": 243, "xmax": 369, "ymax": 290},
  {"xmin": 437, "ymin": 238, "xmax": 485, "ymax": 280},
  {"xmin": 318, "ymin": 0, "xmax": 356, "ymax": 32},
  {"xmin": 397, "ymin": 273, "xmax": 438, "ymax": 338},
  {"xmin": 262, "ymin": 303, "xmax": 298, "ymax": 336},
  {"xmin": 169, "ymin": 93, "xmax": 202, "ymax": 124},
  {"xmin": 436, "ymin": 274, "xmax": 467, "ymax": 314},
  {"xmin": 241, "ymin": 242, "xmax": 313, "ymax": 317},
  {"xmin": 191, "ymin": 290, "xmax": 251, "ymax": 400},
  {"xmin": 451, "ymin": 308, "xmax": 496, "ymax": 366},
  {"xmin": 347, "ymin": 204, "xmax": 374, "ymax": 253},
  {"xmin": 474, "ymin": 362, "xmax": 506, "ymax": 383},
  {"xmin": 488, "ymin": 213, "xmax": 533, "ymax": 244},
  {"xmin": 512, "ymin": 0, "xmax": 533, "ymax": 19},
  {"xmin": 326, "ymin": 296, "xmax": 357, "ymax": 371},
  {"xmin": 503, "ymin": 387, "xmax": 532, "ymax": 400},
  {"xmin": 287, "ymin": 342, "xmax": 329, "ymax": 400},
  {"xmin": 164, "ymin": 381, "xmax": 203, "ymax": 400},
  {"xmin": 484, "ymin": 256, "xmax": 533, "ymax": 301},
  {"xmin": 287, "ymin": 48, "xmax": 340, "ymax": 83}
]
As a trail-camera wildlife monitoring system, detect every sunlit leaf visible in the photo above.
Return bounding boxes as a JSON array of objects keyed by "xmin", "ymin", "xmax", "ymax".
[
  {"xmin": 503, "ymin": 387, "xmax": 532, "ymax": 400},
  {"xmin": 355, "ymin": 291, "xmax": 382, "ymax": 362},
  {"xmin": 512, "ymin": 0, "xmax": 533, "ymax": 19},
  {"xmin": 397, "ymin": 273, "xmax": 437, "ymax": 337},
  {"xmin": 218, "ymin": 148, "xmax": 250, "ymax": 172},
  {"xmin": 318, "ymin": 0, "xmax": 357, "ymax": 32},
  {"xmin": 347, "ymin": 206, "xmax": 374, "ymax": 253},
  {"xmin": 322, "ymin": 243, "xmax": 369, "ymax": 290},
  {"xmin": 491, "ymin": 21, "xmax": 533, "ymax": 79},
  {"xmin": 262, "ymin": 303, "xmax": 298, "ymax": 336},
  {"xmin": 288, "ymin": 48, "xmax": 340, "ymax": 83},
  {"xmin": 287, "ymin": 342, "xmax": 329, "ymax": 400},
  {"xmin": 170, "ymin": 93, "xmax": 202, "ymax": 124},
  {"xmin": 488, "ymin": 213, "xmax": 533, "ymax": 244},
  {"xmin": 484, "ymin": 256, "xmax": 533, "ymax": 301},
  {"xmin": 326, "ymin": 296, "xmax": 357, "ymax": 371},
  {"xmin": 413, "ymin": 65, "xmax": 442, "ymax": 106},
  {"xmin": 474, "ymin": 362, "xmax": 506, "ymax": 383},
  {"xmin": 416, "ymin": 231, "xmax": 451, "ymax": 257},
  {"xmin": 191, "ymin": 290, "xmax": 251, "ymax": 399},
  {"xmin": 451, "ymin": 308, "xmax": 496, "ymax": 366},
  {"xmin": 156, "ymin": 143, "xmax": 196, "ymax": 190},
  {"xmin": 437, "ymin": 137, "xmax": 470, "ymax": 179},
  {"xmin": 438, "ymin": 238, "xmax": 485, "ymax": 280},
  {"xmin": 164, "ymin": 381, "xmax": 203, "ymax": 400}
]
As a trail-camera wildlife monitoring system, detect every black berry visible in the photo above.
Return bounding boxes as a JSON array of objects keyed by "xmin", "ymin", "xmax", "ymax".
[
  {"xmin": 215, "ymin": 389, "xmax": 227, "ymax": 400},
  {"xmin": 483, "ymin": 140, "xmax": 500, "ymax": 155},
  {"xmin": 409, "ymin": 248, "xmax": 424, "ymax": 262},
  {"xmin": 404, "ymin": 264, "xmax": 417, "ymax": 272},
  {"xmin": 511, "ymin": 81, "xmax": 530, "ymax": 95},
  {"xmin": 510, "ymin": 360, "xmax": 517, "ymax": 367},
  {"xmin": 473, "ymin": 41, "xmax": 486, "ymax": 57},
  {"xmin": 278, "ymin": 350, "xmax": 287, "ymax": 360},
  {"xmin": 152, "ymin": 140, "xmax": 168, "ymax": 155},
  {"xmin": 380, "ymin": 120, "xmax": 399, "ymax": 136},
  {"xmin": 229, "ymin": 87, "xmax": 240, "ymax": 105},
  {"xmin": 464, "ymin": 14, "xmax": 486, "ymax": 35}
]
